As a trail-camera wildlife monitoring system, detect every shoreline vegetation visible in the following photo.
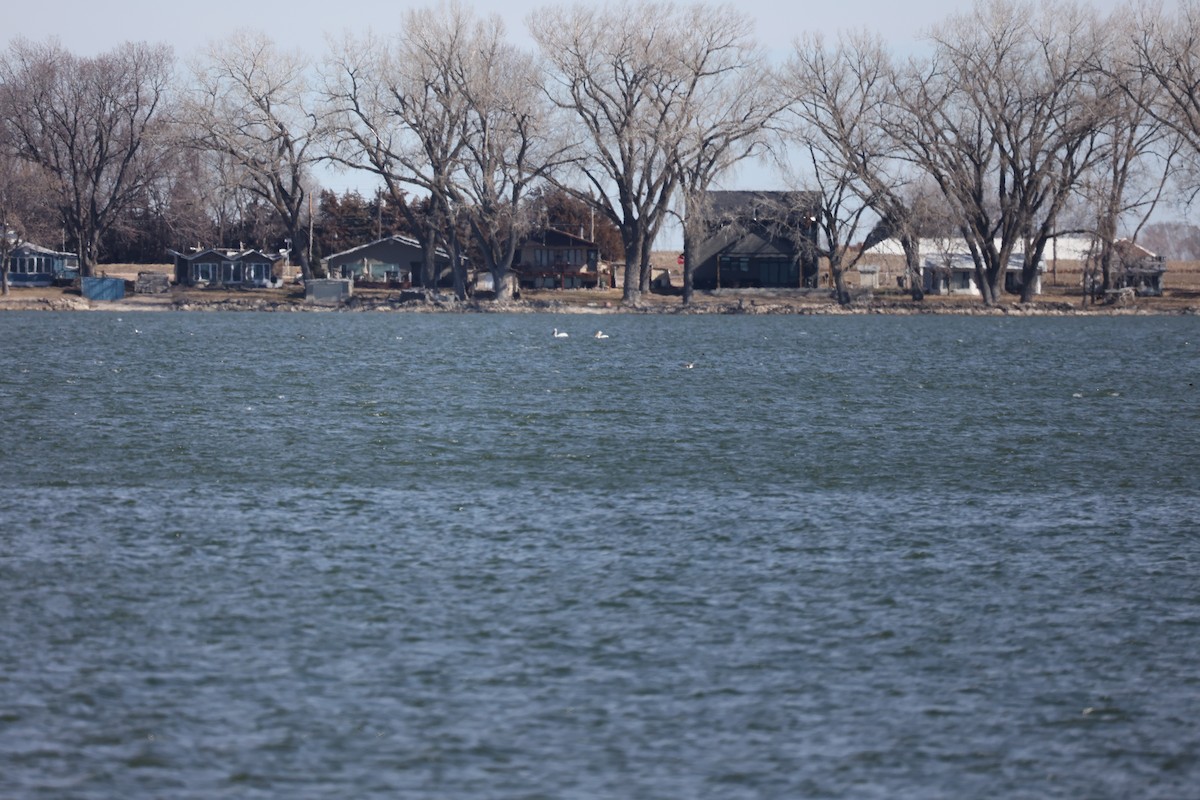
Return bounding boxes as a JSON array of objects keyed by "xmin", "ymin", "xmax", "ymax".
[{"xmin": 3, "ymin": 282, "xmax": 1199, "ymax": 316}]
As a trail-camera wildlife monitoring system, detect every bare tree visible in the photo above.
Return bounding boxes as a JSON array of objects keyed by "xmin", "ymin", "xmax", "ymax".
[
  {"xmin": 0, "ymin": 38, "xmax": 174, "ymax": 276},
  {"xmin": 784, "ymin": 31, "xmax": 906, "ymax": 304},
  {"xmin": 893, "ymin": 0, "xmax": 1111, "ymax": 305},
  {"xmin": 324, "ymin": 11, "xmax": 476, "ymax": 296},
  {"xmin": 0, "ymin": 158, "xmax": 54, "ymax": 295},
  {"xmin": 531, "ymin": 2, "xmax": 757, "ymax": 304},
  {"xmin": 669, "ymin": 9, "xmax": 781, "ymax": 305},
  {"xmin": 183, "ymin": 31, "xmax": 323, "ymax": 278},
  {"xmin": 1078, "ymin": 5, "xmax": 1178, "ymax": 302},
  {"xmin": 435, "ymin": 5, "xmax": 571, "ymax": 301},
  {"xmin": 789, "ymin": 31, "xmax": 934, "ymax": 301},
  {"xmin": 1130, "ymin": 0, "xmax": 1200, "ymax": 199},
  {"xmin": 154, "ymin": 149, "xmax": 222, "ymax": 251}
]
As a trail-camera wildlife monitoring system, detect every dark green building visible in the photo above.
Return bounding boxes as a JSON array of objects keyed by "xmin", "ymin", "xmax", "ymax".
[{"xmin": 689, "ymin": 191, "xmax": 821, "ymax": 289}]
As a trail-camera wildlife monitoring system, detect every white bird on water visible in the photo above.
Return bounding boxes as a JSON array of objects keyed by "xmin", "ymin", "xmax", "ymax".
[
  {"xmin": 593, "ymin": 330, "xmax": 609, "ymax": 339},
  {"xmin": 552, "ymin": 328, "xmax": 569, "ymax": 338}
]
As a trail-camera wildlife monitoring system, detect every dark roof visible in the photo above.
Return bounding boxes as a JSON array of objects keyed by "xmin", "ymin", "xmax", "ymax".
[
  {"xmin": 520, "ymin": 227, "xmax": 597, "ymax": 248},
  {"xmin": 169, "ymin": 248, "xmax": 281, "ymax": 262},
  {"xmin": 324, "ymin": 234, "xmax": 426, "ymax": 262},
  {"xmin": 703, "ymin": 190, "xmax": 821, "ymax": 219}
]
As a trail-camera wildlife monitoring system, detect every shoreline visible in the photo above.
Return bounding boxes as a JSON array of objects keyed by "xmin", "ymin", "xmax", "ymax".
[{"xmin": 1, "ymin": 285, "xmax": 1198, "ymax": 316}]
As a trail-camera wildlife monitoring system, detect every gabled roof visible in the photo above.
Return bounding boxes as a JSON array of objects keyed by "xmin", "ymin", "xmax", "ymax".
[
  {"xmin": 520, "ymin": 227, "xmax": 597, "ymax": 248},
  {"xmin": 703, "ymin": 190, "xmax": 821, "ymax": 219},
  {"xmin": 923, "ymin": 251, "xmax": 1040, "ymax": 273},
  {"xmin": 868, "ymin": 235, "xmax": 1097, "ymax": 261},
  {"xmin": 689, "ymin": 191, "xmax": 820, "ymax": 266},
  {"xmin": 169, "ymin": 247, "xmax": 281, "ymax": 262},
  {"xmin": 1113, "ymin": 238, "xmax": 1162, "ymax": 261},
  {"xmin": 324, "ymin": 234, "xmax": 432, "ymax": 262},
  {"xmin": 10, "ymin": 241, "xmax": 76, "ymax": 258}
]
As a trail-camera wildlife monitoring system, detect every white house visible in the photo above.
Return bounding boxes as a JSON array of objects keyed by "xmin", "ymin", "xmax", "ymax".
[
  {"xmin": 867, "ymin": 236, "xmax": 1061, "ymax": 296},
  {"xmin": 920, "ymin": 252, "xmax": 1042, "ymax": 296}
]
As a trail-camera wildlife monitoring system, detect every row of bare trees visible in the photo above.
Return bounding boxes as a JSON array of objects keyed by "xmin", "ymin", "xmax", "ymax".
[
  {"xmin": 1, "ymin": 0, "xmax": 1199, "ymax": 305},
  {"xmin": 785, "ymin": 0, "xmax": 1200, "ymax": 305}
]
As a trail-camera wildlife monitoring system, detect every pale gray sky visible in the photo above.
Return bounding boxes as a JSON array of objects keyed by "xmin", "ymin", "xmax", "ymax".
[{"xmin": 11, "ymin": 0, "xmax": 983, "ymax": 58}]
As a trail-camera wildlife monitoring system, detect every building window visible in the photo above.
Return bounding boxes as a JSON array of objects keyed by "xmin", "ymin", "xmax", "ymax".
[
  {"xmin": 221, "ymin": 261, "xmax": 243, "ymax": 284},
  {"xmin": 245, "ymin": 262, "xmax": 269, "ymax": 282}
]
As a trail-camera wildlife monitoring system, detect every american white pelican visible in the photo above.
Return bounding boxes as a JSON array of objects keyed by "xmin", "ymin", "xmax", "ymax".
[
  {"xmin": 593, "ymin": 330, "xmax": 609, "ymax": 339},
  {"xmin": 553, "ymin": 328, "xmax": 569, "ymax": 338}
]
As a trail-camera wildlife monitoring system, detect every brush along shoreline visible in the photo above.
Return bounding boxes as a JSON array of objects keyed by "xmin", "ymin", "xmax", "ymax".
[{"xmin": 1, "ymin": 286, "xmax": 1197, "ymax": 316}]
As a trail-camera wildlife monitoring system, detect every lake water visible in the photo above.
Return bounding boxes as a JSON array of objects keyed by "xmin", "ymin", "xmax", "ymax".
[{"xmin": 2, "ymin": 311, "xmax": 1199, "ymax": 798}]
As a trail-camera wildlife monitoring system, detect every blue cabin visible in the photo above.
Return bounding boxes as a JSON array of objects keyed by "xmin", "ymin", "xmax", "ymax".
[
  {"xmin": 323, "ymin": 235, "xmax": 452, "ymax": 285},
  {"xmin": 4, "ymin": 242, "xmax": 80, "ymax": 287}
]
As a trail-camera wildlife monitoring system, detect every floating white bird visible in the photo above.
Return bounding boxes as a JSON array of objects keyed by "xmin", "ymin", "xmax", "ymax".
[
  {"xmin": 684, "ymin": 362, "xmax": 695, "ymax": 369},
  {"xmin": 553, "ymin": 328, "xmax": 569, "ymax": 338},
  {"xmin": 593, "ymin": 330, "xmax": 609, "ymax": 339}
]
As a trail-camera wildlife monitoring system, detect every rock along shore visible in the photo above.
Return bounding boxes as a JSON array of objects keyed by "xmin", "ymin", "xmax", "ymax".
[{"xmin": 1, "ymin": 286, "xmax": 1196, "ymax": 316}]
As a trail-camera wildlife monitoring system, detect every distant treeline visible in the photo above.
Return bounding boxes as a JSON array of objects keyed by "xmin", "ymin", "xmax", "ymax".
[{"xmin": 2, "ymin": 0, "xmax": 1199, "ymax": 306}]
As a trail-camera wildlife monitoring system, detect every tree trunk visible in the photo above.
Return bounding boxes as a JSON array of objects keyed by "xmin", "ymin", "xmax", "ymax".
[
  {"xmin": 682, "ymin": 257, "xmax": 694, "ymax": 305},
  {"xmin": 289, "ymin": 224, "xmax": 314, "ymax": 281},
  {"xmin": 1099, "ymin": 245, "xmax": 1113, "ymax": 297},
  {"xmin": 830, "ymin": 260, "xmax": 851, "ymax": 305},
  {"xmin": 621, "ymin": 234, "xmax": 641, "ymax": 304},
  {"xmin": 974, "ymin": 263, "xmax": 995, "ymax": 306},
  {"xmin": 420, "ymin": 234, "xmax": 439, "ymax": 291},
  {"xmin": 1019, "ymin": 234, "xmax": 1051, "ymax": 304},
  {"xmin": 622, "ymin": 260, "xmax": 640, "ymax": 304},
  {"xmin": 901, "ymin": 236, "xmax": 924, "ymax": 301},
  {"xmin": 491, "ymin": 266, "xmax": 515, "ymax": 302},
  {"xmin": 985, "ymin": 270, "xmax": 1002, "ymax": 306},
  {"xmin": 79, "ymin": 230, "xmax": 101, "ymax": 278},
  {"xmin": 1019, "ymin": 268, "xmax": 1039, "ymax": 303},
  {"xmin": 681, "ymin": 225, "xmax": 698, "ymax": 306},
  {"xmin": 1097, "ymin": 216, "xmax": 1117, "ymax": 298}
]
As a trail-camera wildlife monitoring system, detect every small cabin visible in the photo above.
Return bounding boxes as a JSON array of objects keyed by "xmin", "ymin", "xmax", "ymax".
[
  {"xmin": 1113, "ymin": 239, "xmax": 1166, "ymax": 297},
  {"xmin": 921, "ymin": 252, "xmax": 1042, "ymax": 296},
  {"xmin": 4, "ymin": 242, "xmax": 79, "ymax": 287},
  {"xmin": 323, "ymin": 235, "xmax": 460, "ymax": 286},
  {"xmin": 171, "ymin": 248, "xmax": 282, "ymax": 288},
  {"xmin": 514, "ymin": 228, "xmax": 603, "ymax": 289}
]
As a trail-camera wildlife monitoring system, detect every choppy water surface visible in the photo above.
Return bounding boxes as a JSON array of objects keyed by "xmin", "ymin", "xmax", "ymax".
[{"xmin": 2, "ymin": 311, "xmax": 1199, "ymax": 798}]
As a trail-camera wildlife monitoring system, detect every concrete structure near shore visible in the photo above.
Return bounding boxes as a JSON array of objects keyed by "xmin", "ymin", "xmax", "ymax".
[{"xmin": 305, "ymin": 279, "xmax": 352, "ymax": 305}]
